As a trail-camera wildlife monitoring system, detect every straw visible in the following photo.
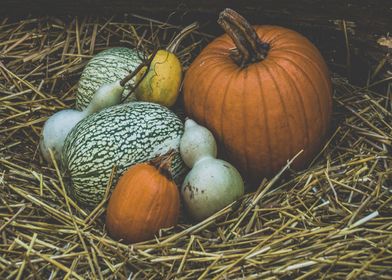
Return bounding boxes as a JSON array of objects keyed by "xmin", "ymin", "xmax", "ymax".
[{"xmin": 0, "ymin": 15, "xmax": 391, "ymax": 279}]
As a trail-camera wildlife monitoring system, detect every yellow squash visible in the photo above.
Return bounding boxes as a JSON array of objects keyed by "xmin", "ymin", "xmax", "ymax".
[
  {"xmin": 135, "ymin": 22, "xmax": 198, "ymax": 107},
  {"xmin": 135, "ymin": 50, "xmax": 182, "ymax": 107}
]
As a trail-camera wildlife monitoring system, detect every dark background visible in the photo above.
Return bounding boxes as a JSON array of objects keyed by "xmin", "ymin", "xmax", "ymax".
[{"xmin": 2, "ymin": 0, "xmax": 391, "ymax": 84}]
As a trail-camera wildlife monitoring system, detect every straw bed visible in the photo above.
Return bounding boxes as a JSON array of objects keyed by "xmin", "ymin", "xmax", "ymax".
[{"xmin": 0, "ymin": 16, "xmax": 391, "ymax": 279}]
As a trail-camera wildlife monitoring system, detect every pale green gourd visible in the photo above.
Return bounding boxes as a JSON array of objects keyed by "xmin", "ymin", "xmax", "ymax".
[
  {"xmin": 40, "ymin": 70, "xmax": 139, "ymax": 164},
  {"xmin": 180, "ymin": 119, "xmax": 244, "ymax": 221}
]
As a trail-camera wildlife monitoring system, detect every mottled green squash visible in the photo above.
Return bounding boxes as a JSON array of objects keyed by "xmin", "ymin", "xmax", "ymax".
[
  {"xmin": 76, "ymin": 47, "xmax": 142, "ymax": 110},
  {"xmin": 62, "ymin": 102, "xmax": 185, "ymax": 207}
]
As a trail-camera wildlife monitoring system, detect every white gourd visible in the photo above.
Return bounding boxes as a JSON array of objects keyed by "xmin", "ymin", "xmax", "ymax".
[
  {"xmin": 180, "ymin": 119, "xmax": 244, "ymax": 221},
  {"xmin": 40, "ymin": 81, "xmax": 124, "ymax": 163}
]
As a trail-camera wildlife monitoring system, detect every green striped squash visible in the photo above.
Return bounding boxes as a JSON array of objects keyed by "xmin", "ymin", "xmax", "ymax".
[
  {"xmin": 62, "ymin": 102, "xmax": 185, "ymax": 207},
  {"xmin": 76, "ymin": 47, "xmax": 142, "ymax": 110}
]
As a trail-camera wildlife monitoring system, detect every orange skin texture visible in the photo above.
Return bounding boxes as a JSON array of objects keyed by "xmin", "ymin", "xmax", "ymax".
[
  {"xmin": 183, "ymin": 25, "xmax": 333, "ymax": 185},
  {"xmin": 106, "ymin": 163, "xmax": 180, "ymax": 243}
]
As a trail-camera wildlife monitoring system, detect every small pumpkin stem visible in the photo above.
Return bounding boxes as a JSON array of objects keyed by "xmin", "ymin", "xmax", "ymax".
[
  {"xmin": 149, "ymin": 150, "xmax": 176, "ymax": 181},
  {"xmin": 166, "ymin": 22, "xmax": 199, "ymax": 53},
  {"xmin": 218, "ymin": 8, "xmax": 270, "ymax": 67}
]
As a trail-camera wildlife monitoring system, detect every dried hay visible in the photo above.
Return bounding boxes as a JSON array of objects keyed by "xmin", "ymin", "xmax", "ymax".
[{"xmin": 0, "ymin": 15, "xmax": 391, "ymax": 279}]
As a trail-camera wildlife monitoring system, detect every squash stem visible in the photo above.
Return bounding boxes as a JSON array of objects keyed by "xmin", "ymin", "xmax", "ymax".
[
  {"xmin": 218, "ymin": 8, "xmax": 270, "ymax": 67},
  {"xmin": 166, "ymin": 22, "xmax": 199, "ymax": 54},
  {"xmin": 120, "ymin": 49, "xmax": 158, "ymax": 87},
  {"xmin": 120, "ymin": 49, "xmax": 158, "ymax": 102}
]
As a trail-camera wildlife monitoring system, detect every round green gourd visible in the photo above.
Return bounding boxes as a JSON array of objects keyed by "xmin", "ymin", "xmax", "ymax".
[
  {"xmin": 76, "ymin": 47, "xmax": 142, "ymax": 110},
  {"xmin": 62, "ymin": 102, "xmax": 185, "ymax": 207}
]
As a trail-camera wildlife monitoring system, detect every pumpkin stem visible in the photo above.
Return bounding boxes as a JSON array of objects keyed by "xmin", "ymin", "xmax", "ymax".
[
  {"xmin": 166, "ymin": 22, "xmax": 199, "ymax": 54},
  {"xmin": 149, "ymin": 150, "xmax": 176, "ymax": 181},
  {"xmin": 218, "ymin": 8, "xmax": 270, "ymax": 67}
]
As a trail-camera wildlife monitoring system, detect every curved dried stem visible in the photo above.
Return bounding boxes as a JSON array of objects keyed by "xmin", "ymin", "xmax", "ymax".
[
  {"xmin": 120, "ymin": 49, "xmax": 158, "ymax": 102},
  {"xmin": 166, "ymin": 22, "xmax": 199, "ymax": 53}
]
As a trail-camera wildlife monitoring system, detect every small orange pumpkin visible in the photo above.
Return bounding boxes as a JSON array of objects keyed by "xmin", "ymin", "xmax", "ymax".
[
  {"xmin": 106, "ymin": 156, "xmax": 180, "ymax": 243},
  {"xmin": 183, "ymin": 9, "xmax": 332, "ymax": 184}
]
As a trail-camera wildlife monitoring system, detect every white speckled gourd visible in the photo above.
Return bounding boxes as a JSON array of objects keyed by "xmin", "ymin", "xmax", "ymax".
[
  {"xmin": 76, "ymin": 47, "xmax": 142, "ymax": 110},
  {"xmin": 62, "ymin": 102, "xmax": 185, "ymax": 207}
]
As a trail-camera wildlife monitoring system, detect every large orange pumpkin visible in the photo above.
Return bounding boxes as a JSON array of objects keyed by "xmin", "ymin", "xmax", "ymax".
[
  {"xmin": 183, "ymin": 9, "xmax": 332, "ymax": 185},
  {"xmin": 106, "ymin": 157, "xmax": 180, "ymax": 243}
]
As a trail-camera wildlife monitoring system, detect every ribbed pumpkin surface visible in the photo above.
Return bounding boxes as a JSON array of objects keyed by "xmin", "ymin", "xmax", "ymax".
[
  {"xmin": 62, "ymin": 102, "xmax": 185, "ymax": 207},
  {"xmin": 183, "ymin": 26, "xmax": 332, "ymax": 184},
  {"xmin": 76, "ymin": 47, "xmax": 141, "ymax": 110},
  {"xmin": 106, "ymin": 163, "xmax": 180, "ymax": 243}
]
